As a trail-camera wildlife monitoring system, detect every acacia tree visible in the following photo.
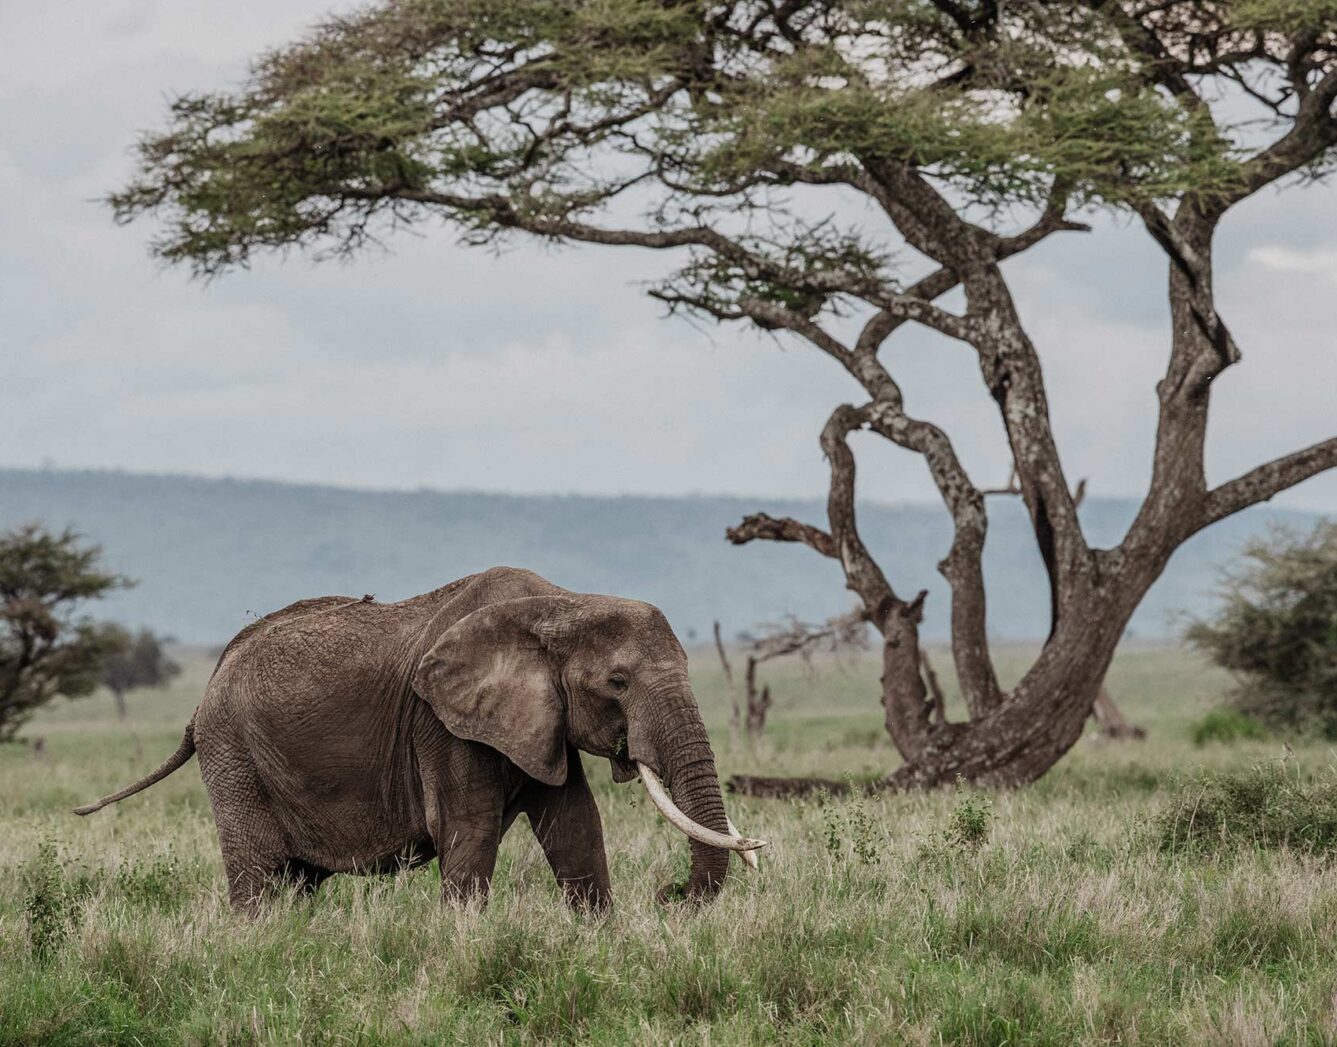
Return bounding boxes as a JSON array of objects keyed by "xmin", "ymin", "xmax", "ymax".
[
  {"xmin": 99, "ymin": 626, "xmax": 182, "ymax": 719},
  {"xmin": 112, "ymin": 1, "xmax": 1337, "ymax": 789},
  {"xmin": 0, "ymin": 526, "xmax": 131, "ymax": 741}
]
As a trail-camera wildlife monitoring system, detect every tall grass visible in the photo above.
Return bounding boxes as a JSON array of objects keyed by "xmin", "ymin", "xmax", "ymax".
[{"xmin": 3, "ymin": 646, "xmax": 1335, "ymax": 1044}]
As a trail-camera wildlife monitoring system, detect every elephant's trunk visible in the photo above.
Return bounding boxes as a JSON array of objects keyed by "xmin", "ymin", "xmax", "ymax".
[{"xmin": 641, "ymin": 684, "xmax": 749, "ymax": 900}]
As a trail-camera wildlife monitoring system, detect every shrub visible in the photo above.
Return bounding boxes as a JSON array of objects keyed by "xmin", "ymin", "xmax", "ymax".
[
  {"xmin": 1155, "ymin": 762, "xmax": 1337, "ymax": 857},
  {"xmin": 1191, "ymin": 709, "xmax": 1267, "ymax": 746},
  {"xmin": 113, "ymin": 851, "xmax": 186, "ymax": 911},
  {"xmin": 1187, "ymin": 522, "xmax": 1337, "ymax": 737},
  {"xmin": 818, "ymin": 784, "xmax": 884, "ymax": 865},
  {"xmin": 22, "ymin": 841, "xmax": 82, "ymax": 961},
  {"xmin": 944, "ymin": 789, "xmax": 993, "ymax": 852}
]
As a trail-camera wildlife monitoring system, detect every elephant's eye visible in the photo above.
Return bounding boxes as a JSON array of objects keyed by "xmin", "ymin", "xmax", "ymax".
[{"xmin": 608, "ymin": 673, "xmax": 629, "ymax": 692}]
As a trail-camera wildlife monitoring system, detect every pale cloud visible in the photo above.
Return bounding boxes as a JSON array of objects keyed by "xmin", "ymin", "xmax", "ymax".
[
  {"xmin": 2, "ymin": 1, "xmax": 1335, "ymax": 513},
  {"xmin": 1249, "ymin": 245, "xmax": 1337, "ymax": 282}
]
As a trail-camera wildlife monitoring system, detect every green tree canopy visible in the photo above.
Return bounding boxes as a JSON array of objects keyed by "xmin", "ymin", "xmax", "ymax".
[{"xmin": 112, "ymin": 0, "xmax": 1284, "ymax": 289}]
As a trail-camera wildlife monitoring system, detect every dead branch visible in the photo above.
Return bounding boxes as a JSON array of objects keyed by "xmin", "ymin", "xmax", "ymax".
[
  {"xmin": 920, "ymin": 649, "xmax": 948, "ymax": 726},
  {"xmin": 731, "ymin": 608, "xmax": 869, "ymax": 741}
]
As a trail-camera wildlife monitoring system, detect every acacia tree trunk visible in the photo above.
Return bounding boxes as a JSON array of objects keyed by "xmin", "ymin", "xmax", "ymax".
[
  {"xmin": 981, "ymin": 474, "xmax": 1145, "ymax": 742},
  {"xmin": 726, "ymin": 154, "xmax": 1337, "ymax": 797}
]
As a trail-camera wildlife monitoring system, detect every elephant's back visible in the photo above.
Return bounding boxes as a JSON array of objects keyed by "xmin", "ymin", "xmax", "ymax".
[
  {"xmin": 208, "ymin": 594, "xmax": 418, "ymax": 699},
  {"xmin": 210, "ymin": 595, "xmax": 368, "ymax": 674}
]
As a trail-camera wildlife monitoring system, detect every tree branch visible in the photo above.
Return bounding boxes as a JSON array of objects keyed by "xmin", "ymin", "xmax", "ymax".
[
  {"xmin": 853, "ymin": 192, "xmax": 1089, "ymax": 358},
  {"xmin": 358, "ymin": 185, "xmax": 982, "ymax": 341},
  {"xmin": 726, "ymin": 514, "xmax": 835, "ymax": 558},
  {"xmin": 1213, "ymin": 66, "xmax": 1337, "ymax": 218},
  {"xmin": 842, "ymin": 162, "xmax": 1093, "ymax": 626},
  {"xmin": 1201, "ymin": 437, "xmax": 1337, "ymax": 529}
]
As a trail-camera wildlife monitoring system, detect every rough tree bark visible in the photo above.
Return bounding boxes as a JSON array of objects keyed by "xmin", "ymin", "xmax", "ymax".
[
  {"xmin": 980, "ymin": 471, "xmax": 1145, "ymax": 742},
  {"xmin": 728, "ymin": 89, "xmax": 1337, "ymax": 794}
]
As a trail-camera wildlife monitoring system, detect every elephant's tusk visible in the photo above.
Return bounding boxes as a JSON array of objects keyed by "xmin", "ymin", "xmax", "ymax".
[
  {"xmin": 727, "ymin": 816, "xmax": 760, "ymax": 872},
  {"xmin": 637, "ymin": 763, "xmax": 767, "ymax": 854}
]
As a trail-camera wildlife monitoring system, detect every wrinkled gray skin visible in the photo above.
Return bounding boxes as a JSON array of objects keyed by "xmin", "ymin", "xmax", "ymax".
[{"xmin": 74, "ymin": 568, "xmax": 732, "ymax": 913}]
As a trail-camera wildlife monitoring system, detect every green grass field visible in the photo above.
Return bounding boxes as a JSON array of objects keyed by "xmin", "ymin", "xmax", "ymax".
[{"xmin": 4, "ymin": 644, "xmax": 1337, "ymax": 1045}]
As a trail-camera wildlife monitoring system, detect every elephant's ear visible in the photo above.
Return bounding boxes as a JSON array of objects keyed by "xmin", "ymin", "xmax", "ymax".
[{"xmin": 413, "ymin": 596, "xmax": 572, "ymax": 786}]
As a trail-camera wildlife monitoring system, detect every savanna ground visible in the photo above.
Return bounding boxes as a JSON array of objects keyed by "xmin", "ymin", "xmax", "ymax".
[{"xmin": 4, "ymin": 642, "xmax": 1337, "ymax": 1045}]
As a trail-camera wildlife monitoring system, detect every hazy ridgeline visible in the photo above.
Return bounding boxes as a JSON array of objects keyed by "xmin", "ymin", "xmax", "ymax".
[
  {"xmin": 0, "ymin": 468, "xmax": 1325, "ymax": 645},
  {"xmin": 5, "ymin": 645, "xmax": 1337, "ymax": 1043}
]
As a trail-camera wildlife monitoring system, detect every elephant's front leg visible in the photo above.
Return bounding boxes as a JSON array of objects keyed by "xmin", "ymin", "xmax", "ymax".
[
  {"xmin": 421, "ymin": 736, "xmax": 510, "ymax": 905},
  {"xmin": 520, "ymin": 747, "xmax": 612, "ymax": 913}
]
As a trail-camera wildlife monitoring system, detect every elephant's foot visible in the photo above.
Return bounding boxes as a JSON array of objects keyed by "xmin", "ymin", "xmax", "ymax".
[
  {"xmin": 440, "ymin": 871, "xmax": 492, "ymax": 907},
  {"xmin": 561, "ymin": 879, "xmax": 612, "ymax": 915}
]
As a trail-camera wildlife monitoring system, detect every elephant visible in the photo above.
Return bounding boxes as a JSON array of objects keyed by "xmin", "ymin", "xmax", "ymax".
[{"xmin": 73, "ymin": 567, "xmax": 764, "ymax": 913}]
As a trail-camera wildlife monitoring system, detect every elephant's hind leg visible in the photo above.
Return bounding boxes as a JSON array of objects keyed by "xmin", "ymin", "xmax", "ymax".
[{"xmin": 200, "ymin": 751, "xmax": 292, "ymax": 915}]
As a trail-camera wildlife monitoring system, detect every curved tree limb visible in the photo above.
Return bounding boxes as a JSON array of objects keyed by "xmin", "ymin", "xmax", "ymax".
[
  {"xmin": 727, "ymin": 514, "xmax": 835, "ymax": 558},
  {"xmin": 1201, "ymin": 437, "xmax": 1337, "ymax": 530}
]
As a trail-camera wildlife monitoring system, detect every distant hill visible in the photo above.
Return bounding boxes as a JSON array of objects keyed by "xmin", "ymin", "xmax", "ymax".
[{"xmin": 0, "ymin": 467, "xmax": 1326, "ymax": 644}]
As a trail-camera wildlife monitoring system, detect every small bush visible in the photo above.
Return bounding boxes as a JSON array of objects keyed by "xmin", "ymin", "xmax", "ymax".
[
  {"xmin": 113, "ymin": 850, "xmax": 186, "ymax": 911},
  {"xmin": 22, "ymin": 841, "xmax": 81, "ymax": 961},
  {"xmin": 817, "ymin": 785, "xmax": 884, "ymax": 865},
  {"xmin": 1155, "ymin": 762, "xmax": 1337, "ymax": 857},
  {"xmin": 944, "ymin": 789, "xmax": 993, "ymax": 852},
  {"xmin": 1191, "ymin": 709, "xmax": 1267, "ymax": 746}
]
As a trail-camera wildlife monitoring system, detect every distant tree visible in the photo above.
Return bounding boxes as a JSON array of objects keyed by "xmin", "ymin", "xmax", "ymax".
[
  {"xmin": 99, "ymin": 626, "xmax": 182, "ymax": 719},
  {"xmin": 111, "ymin": 1, "xmax": 1337, "ymax": 789},
  {"xmin": 0, "ymin": 526, "xmax": 132, "ymax": 741},
  {"xmin": 715, "ymin": 611, "xmax": 867, "ymax": 743},
  {"xmin": 1188, "ymin": 523, "xmax": 1337, "ymax": 737}
]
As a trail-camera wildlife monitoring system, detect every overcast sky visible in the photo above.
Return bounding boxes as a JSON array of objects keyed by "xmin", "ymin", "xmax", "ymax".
[{"xmin": 3, "ymin": 1, "xmax": 1335, "ymax": 511}]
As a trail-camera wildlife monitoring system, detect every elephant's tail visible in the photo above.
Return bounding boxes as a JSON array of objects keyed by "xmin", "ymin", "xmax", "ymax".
[{"xmin": 73, "ymin": 720, "xmax": 196, "ymax": 816}]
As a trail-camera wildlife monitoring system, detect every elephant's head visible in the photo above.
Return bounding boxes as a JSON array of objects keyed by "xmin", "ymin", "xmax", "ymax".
[{"xmin": 412, "ymin": 593, "xmax": 761, "ymax": 901}]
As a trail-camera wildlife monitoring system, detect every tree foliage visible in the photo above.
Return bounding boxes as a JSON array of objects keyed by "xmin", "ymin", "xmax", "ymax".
[
  {"xmin": 110, "ymin": 0, "xmax": 1283, "ymax": 287},
  {"xmin": 99, "ymin": 627, "xmax": 181, "ymax": 717},
  {"xmin": 0, "ymin": 526, "xmax": 133, "ymax": 742},
  {"xmin": 1188, "ymin": 523, "xmax": 1337, "ymax": 737}
]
